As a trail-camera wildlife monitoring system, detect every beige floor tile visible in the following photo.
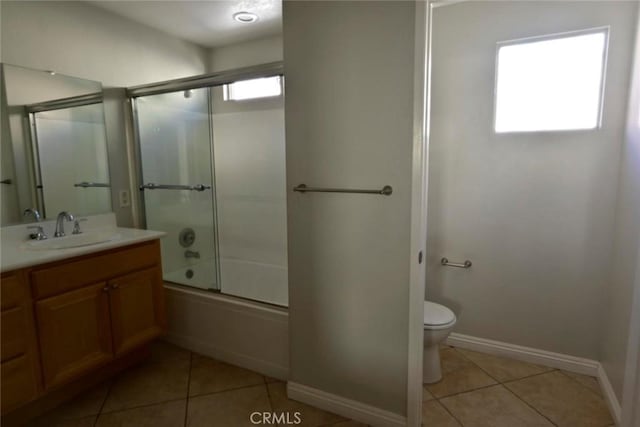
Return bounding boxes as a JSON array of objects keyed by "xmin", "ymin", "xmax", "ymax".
[
  {"xmin": 423, "ymin": 386, "xmax": 435, "ymax": 401},
  {"xmin": 264, "ymin": 376, "xmax": 282, "ymax": 384},
  {"xmin": 426, "ymin": 348, "xmax": 497, "ymax": 398},
  {"xmin": 149, "ymin": 340, "xmax": 192, "ymax": 365},
  {"xmin": 102, "ymin": 356, "xmax": 190, "ymax": 412},
  {"xmin": 96, "ymin": 400, "xmax": 186, "ymax": 427},
  {"xmin": 560, "ymin": 370, "xmax": 602, "ymax": 396},
  {"xmin": 440, "ymin": 385, "xmax": 553, "ymax": 427},
  {"xmin": 29, "ymin": 416, "xmax": 98, "ymax": 427},
  {"xmin": 189, "ymin": 353, "xmax": 265, "ymax": 396},
  {"xmin": 187, "ymin": 384, "xmax": 270, "ymax": 427},
  {"xmin": 456, "ymin": 348, "xmax": 553, "ymax": 383},
  {"xmin": 37, "ymin": 381, "xmax": 111, "ymax": 422},
  {"xmin": 267, "ymin": 382, "xmax": 346, "ymax": 427},
  {"xmin": 329, "ymin": 420, "xmax": 368, "ymax": 427},
  {"xmin": 505, "ymin": 371, "xmax": 613, "ymax": 427},
  {"xmin": 422, "ymin": 400, "xmax": 461, "ymax": 427}
]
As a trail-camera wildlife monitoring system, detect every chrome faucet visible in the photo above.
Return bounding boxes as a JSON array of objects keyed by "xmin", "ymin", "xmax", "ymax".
[
  {"xmin": 54, "ymin": 211, "xmax": 75, "ymax": 237},
  {"xmin": 23, "ymin": 208, "xmax": 42, "ymax": 222}
]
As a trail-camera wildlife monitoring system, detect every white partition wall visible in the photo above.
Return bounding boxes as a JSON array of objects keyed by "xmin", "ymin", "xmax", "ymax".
[{"xmin": 284, "ymin": 1, "xmax": 416, "ymax": 422}]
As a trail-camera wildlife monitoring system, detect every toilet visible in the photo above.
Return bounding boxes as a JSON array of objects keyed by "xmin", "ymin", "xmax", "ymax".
[{"xmin": 423, "ymin": 300, "xmax": 457, "ymax": 384}]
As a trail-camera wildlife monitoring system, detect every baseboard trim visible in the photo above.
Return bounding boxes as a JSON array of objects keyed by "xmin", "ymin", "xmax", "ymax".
[
  {"xmin": 164, "ymin": 333, "xmax": 289, "ymax": 381},
  {"xmin": 286, "ymin": 382, "xmax": 406, "ymax": 427},
  {"xmin": 445, "ymin": 333, "xmax": 622, "ymax": 425},
  {"xmin": 446, "ymin": 333, "xmax": 599, "ymax": 376},
  {"xmin": 597, "ymin": 363, "xmax": 622, "ymax": 425}
]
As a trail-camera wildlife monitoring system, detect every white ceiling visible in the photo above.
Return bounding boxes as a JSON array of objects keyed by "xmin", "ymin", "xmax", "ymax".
[{"xmin": 90, "ymin": 0, "xmax": 282, "ymax": 48}]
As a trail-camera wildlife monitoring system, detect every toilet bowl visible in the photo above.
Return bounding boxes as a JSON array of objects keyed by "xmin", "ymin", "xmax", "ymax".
[{"xmin": 423, "ymin": 300, "xmax": 456, "ymax": 384}]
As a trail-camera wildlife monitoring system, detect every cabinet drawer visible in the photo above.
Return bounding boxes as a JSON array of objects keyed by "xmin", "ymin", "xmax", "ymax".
[
  {"xmin": 1, "ymin": 355, "xmax": 39, "ymax": 414},
  {"xmin": 31, "ymin": 241, "xmax": 161, "ymax": 300},
  {"xmin": 1, "ymin": 273, "xmax": 27, "ymax": 310},
  {"xmin": 1, "ymin": 308, "xmax": 28, "ymax": 362}
]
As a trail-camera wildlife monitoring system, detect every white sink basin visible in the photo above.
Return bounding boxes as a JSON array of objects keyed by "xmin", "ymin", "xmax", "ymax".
[{"xmin": 24, "ymin": 231, "xmax": 120, "ymax": 250}]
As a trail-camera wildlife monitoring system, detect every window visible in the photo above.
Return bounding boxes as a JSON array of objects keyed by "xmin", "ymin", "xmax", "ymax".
[
  {"xmin": 494, "ymin": 28, "xmax": 608, "ymax": 133},
  {"xmin": 223, "ymin": 76, "xmax": 283, "ymax": 101}
]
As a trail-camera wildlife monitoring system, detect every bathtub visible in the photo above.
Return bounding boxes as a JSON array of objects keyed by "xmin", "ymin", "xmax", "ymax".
[{"xmin": 162, "ymin": 282, "xmax": 289, "ymax": 380}]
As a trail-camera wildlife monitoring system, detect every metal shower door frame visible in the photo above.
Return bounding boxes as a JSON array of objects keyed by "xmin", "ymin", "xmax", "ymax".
[{"xmin": 125, "ymin": 62, "xmax": 284, "ymax": 293}]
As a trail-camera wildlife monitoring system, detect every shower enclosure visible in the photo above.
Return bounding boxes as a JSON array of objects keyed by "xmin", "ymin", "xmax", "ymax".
[{"xmin": 130, "ymin": 64, "xmax": 288, "ymax": 306}]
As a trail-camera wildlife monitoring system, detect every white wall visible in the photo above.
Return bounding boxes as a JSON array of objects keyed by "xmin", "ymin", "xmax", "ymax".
[
  {"xmin": 427, "ymin": 1, "xmax": 637, "ymax": 359},
  {"xmin": 0, "ymin": 68, "xmax": 20, "ymax": 225},
  {"xmin": 209, "ymin": 35, "xmax": 283, "ymax": 73},
  {"xmin": 284, "ymin": 1, "xmax": 415, "ymax": 416},
  {"xmin": 603, "ymin": 5, "xmax": 640, "ymax": 404},
  {"xmin": 0, "ymin": 1, "xmax": 208, "ymax": 87}
]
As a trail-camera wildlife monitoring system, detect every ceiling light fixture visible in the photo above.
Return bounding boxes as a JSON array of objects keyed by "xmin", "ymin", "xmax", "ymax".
[{"xmin": 233, "ymin": 12, "xmax": 259, "ymax": 24}]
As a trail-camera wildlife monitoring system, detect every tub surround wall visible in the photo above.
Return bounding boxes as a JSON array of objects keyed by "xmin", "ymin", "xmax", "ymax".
[
  {"xmin": 210, "ymin": 86, "xmax": 288, "ymax": 306},
  {"xmin": 284, "ymin": 1, "xmax": 415, "ymax": 418},
  {"xmin": 602, "ymin": 5, "xmax": 640, "ymax": 408},
  {"xmin": 427, "ymin": 1, "xmax": 637, "ymax": 360}
]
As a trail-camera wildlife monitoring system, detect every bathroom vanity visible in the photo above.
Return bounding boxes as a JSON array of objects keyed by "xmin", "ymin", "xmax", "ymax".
[{"xmin": 0, "ymin": 214, "xmax": 166, "ymax": 419}]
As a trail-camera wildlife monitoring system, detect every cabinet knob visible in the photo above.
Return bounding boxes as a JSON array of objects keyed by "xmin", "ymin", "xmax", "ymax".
[
  {"xmin": 111, "ymin": 284, "xmax": 119, "ymax": 289},
  {"xmin": 102, "ymin": 286, "xmax": 109, "ymax": 292}
]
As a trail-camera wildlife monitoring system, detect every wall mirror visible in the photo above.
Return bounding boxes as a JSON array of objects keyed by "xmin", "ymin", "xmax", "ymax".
[{"xmin": 1, "ymin": 63, "xmax": 111, "ymax": 225}]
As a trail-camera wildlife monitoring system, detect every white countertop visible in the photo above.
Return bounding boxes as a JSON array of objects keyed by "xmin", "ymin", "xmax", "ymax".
[{"xmin": 1, "ymin": 213, "xmax": 166, "ymax": 273}]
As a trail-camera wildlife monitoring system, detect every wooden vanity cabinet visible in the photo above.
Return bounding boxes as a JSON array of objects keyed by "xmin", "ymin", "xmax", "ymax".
[
  {"xmin": 1, "ymin": 239, "xmax": 165, "ymax": 415},
  {"xmin": 0, "ymin": 271, "xmax": 41, "ymax": 414}
]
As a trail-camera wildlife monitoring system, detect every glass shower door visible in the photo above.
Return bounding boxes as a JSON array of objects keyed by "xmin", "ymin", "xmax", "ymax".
[{"xmin": 134, "ymin": 88, "xmax": 218, "ymax": 291}]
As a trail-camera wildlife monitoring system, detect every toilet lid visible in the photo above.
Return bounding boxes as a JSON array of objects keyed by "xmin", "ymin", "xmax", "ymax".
[{"xmin": 424, "ymin": 301, "xmax": 456, "ymax": 326}]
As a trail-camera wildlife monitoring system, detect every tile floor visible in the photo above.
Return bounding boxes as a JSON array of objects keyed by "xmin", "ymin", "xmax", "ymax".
[
  {"xmin": 28, "ymin": 342, "xmax": 615, "ymax": 427},
  {"xmin": 423, "ymin": 345, "xmax": 615, "ymax": 427},
  {"xmin": 29, "ymin": 341, "xmax": 362, "ymax": 427}
]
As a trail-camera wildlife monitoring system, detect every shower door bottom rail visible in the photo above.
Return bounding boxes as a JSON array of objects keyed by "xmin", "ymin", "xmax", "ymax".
[{"xmin": 139, "ymin": 183, "xmax": 212, "ymax": 192}]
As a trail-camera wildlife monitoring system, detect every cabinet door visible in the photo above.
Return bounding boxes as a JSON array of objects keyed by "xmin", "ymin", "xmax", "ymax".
[
  {"xmin": 109, "ymin": 267, "xmax": 166, "ymax": 356},
  {"xmin": 35, "ymin": 282, "xmax": 113, "ymax": 390},
  {"xmin": 1, "ymin": 271, "xmax": 41, "ymax": 414}
]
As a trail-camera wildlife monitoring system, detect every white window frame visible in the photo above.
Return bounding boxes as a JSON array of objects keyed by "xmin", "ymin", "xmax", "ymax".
[
  {"xmin": 223, "ymin": 75, "xmax": 284, "ymax": 102},
  {"xmin": 493, "ymin": 26, "xmax": 610, "ymax": 134}
]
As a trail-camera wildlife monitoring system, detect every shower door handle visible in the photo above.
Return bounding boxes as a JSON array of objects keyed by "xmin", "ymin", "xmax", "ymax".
[
  {"xmin": 139, "ymin": 183, "xmax": 211, "ymax": 192},
  {"xmin": 74, "ymin": 182, "xmax": 111, "ymax": 188}
]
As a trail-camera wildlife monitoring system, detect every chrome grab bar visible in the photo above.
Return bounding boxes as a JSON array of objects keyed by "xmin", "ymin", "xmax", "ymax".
[
  {"xmin": 74, "ymin": 182, "xmax": 110, "ymax": 188},
  {"xmin": 441, "ymin": 257, "xmax": 472, "ymax": 268},
  {"xmin": 293, "ymin": 184, "xmax": 392, "ymax": 196},
  {"xmin": 1, "ymin": 179, "xmax": 12, "ymax": 185},
  {"xmin": 139, "ymin": 183, "xmax": 212, "ymax": 192}
]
